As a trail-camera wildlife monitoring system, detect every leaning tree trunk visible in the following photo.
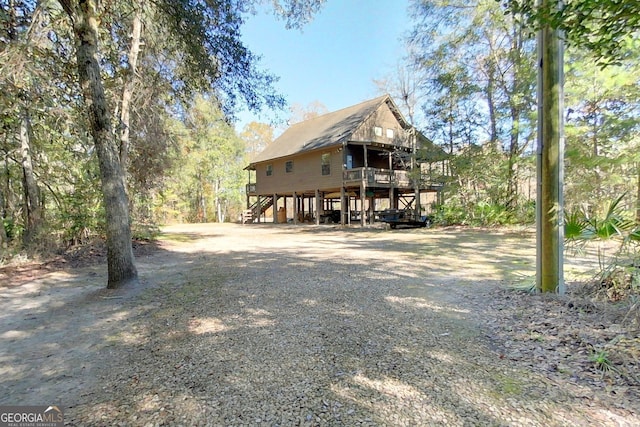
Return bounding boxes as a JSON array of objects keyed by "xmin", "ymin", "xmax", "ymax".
[
  {"xmin": 60, "ymin": 0, "xmax": 137, "ymax": 288},
  {"xmin": 19, "ymin": 107, "xmax": 43, "ymax": 246}
]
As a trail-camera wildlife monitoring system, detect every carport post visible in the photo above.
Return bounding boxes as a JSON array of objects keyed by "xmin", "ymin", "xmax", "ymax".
[
  {"xmin": 273, "ymin": 193, "xmax": 278, "ymax": 223},
  {"xmin": 340, "ymin": 187, "xmax": 346, "ymax": 226},
  {"xmin": 256, "ymin": 196, "xmax": 261, "ymax": 223},
  {"xmin": 360, "ymin": 182, "xmax": 366, "ymax": 227},
  {"xmin": 315, "ymin": 189, "xmax": 321, "ymax": 225}
]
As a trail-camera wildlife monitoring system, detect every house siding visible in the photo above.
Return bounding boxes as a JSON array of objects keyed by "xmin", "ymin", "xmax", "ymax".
[
  {"xmin": 351, "ymin": 103, "xmax": 410, "ymax": 148},
  {"xmin": 254, "ymin": 146, "xmax": 344, "ymax": 195}
]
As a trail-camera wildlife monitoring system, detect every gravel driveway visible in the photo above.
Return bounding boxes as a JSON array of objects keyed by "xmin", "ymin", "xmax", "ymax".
[{"xmin": 1, "ymin": 223, "xmax": 637, "ymax": 426}]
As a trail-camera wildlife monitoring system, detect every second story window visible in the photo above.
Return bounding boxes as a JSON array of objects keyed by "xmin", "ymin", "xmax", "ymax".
[
  {"xmin": 285, "ymin": 160, "xmax": 294, "ymax": 173},
  {"xmin": 373, "ymin": 126, "xmax": 383, "ymax": 137},
  {"xmin": 386, "ymin": 128, "xmax": 394, "ymax": 139},
  {"xmin": 266, "ymin": 164, "xmax": 273, "ymax": 176},
  {"xmin": 321, "ymin": 153, "xmax": 330, "ymax": 175}
]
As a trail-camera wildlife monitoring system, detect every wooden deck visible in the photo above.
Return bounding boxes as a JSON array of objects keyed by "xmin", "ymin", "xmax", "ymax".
[{"xmin": 342, "ymin": 167, "xmax": 412, "ymax": 188}]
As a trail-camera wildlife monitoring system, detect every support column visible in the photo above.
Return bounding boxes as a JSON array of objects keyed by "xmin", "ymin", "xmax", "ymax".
[
  {"xmin": 285, "ymin": 196, "xmax": 289, "ymax": 223},
  {"xmin": 340, "ymin": 187, "xmax": 346, "ymax": 226},
  {"xmin": 293, "ymin": 192, "xmax": 298, "ymax": 225},
  {"xmin": 256, "ymin": 195, "xmax": 261, "ymax": 223},
  {"xmin": 388, "ymin": 152, "xmax": 393, "ymax": 194},
  {"xmin": 364, "ymin": 145, "xmax": 368, "ymax": 168},
  {"xmin": 370, "ymin": 196, "xmax": 375, "ymax": 225},
  {"xmin": 246, "ymin": 170, "xmax": 251, "ymax": 210},
  {"xmin": 315, "ymin": 189, "xmax": 321, "ymax": 225},
  {"xmin": 273, "ymin": 193, "xmax": 278, "ymax": 223},
  {"xmin": 360, "ymin": 182, "xmax": 366, "ymax": 227},
  {"xmin": 411, "ymin": 127, "xmax": 421, "ymax": 219}
]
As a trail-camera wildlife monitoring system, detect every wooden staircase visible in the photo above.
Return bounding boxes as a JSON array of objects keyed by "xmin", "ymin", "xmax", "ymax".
[{"xmin": 244, "ymin": 196, "xmax": 278, "ymax": 223}]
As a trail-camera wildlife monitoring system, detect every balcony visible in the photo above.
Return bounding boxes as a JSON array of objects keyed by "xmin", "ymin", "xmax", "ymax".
[
  {"xmin": 342, "ymin": 167, "xmax": 412, "ymax": 188},
  {"xmin": 246, "ymin": 183, "xmax": 257, "ymax": 195}
]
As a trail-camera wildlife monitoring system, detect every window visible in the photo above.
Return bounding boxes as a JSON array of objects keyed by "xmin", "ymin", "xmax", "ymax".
[
  {"xmin": 346, "ymin": 154, "xmax": 353, "ymax": 169},
  {"xmin": 373, "ymin": 126, "xmax": 383, "ymax": 137},
  {"xmin": 285, "ymin": 160, "xmax": 294, "ymax": 173},
  {"xmin": 386, "ymin": 128, "xmax": 394, "ymax": 139},
  {"xmin": 321, "ymin": 153, "xmax": 330, "ymax": 175},
  {"xmin": 266, "ymin": 164, "xmax": 273, "ymax": 176}
]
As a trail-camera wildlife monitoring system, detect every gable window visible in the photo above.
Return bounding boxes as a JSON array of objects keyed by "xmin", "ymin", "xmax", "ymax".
[
  {"xmin": 386, "ymin": 128, "xmax": 394, "ymax": 139},
  {"xmin": 373, "ymin": 126, "xmax": 383, "ymax": 137},
  {"xmin": 266, "ymin": 164, "xmax": 273, "ymax": 176},
  {"xmin": 285, "ymin": 160, "xmax": 294, "ymax": 173},
  {"xmin": 321, "ymin": 153, "xmax": 330, "ymax": 175}
]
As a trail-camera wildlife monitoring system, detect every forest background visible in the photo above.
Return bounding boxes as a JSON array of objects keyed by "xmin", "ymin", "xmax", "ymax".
[{"xmin": 1, "ymin": 0, "xmax": 639, "ymax": 262}]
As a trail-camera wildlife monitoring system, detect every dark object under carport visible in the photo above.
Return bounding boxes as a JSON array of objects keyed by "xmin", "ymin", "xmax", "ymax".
[{"xmin": 379, "ymin": 209, "xmax": 432, "ymax": 229}]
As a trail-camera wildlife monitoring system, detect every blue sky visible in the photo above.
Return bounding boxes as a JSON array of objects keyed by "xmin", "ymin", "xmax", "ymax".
[{"xmin": 237, "ymin": 0, "xmax": 412, "ymax": 130}]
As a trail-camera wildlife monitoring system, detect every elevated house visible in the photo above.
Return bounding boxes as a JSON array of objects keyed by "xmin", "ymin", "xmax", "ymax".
[{"xmin": 245, "ymin": 95, "xmax": 447, "ymax": 226}]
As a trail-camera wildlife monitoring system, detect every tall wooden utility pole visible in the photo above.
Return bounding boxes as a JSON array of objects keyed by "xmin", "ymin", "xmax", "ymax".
[{"xmin": 536, "ymin": 0, "xmax": 565, "ymax": 293}]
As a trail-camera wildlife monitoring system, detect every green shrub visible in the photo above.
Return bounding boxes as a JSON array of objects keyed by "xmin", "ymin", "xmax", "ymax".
[
  {"xmin": 431, "ymin": 199, "xmax": 534, "ymax": 227},
  {"xmin": 565, "ymin": 194, "xmax": 640, "ymax": 305}
]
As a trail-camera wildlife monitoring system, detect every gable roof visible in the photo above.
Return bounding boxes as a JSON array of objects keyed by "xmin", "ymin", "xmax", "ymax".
[{"xmin": 248, "ymin": 95, "xmax": 408, "ymax": 167}]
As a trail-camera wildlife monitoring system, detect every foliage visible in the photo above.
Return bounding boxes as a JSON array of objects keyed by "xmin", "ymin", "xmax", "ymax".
[
  {"xmin": 160, "ymin": 96, "xmax": 247, "ymax": 223},
  {"xmin": 406, "ymin": 0, "xmax": 640, "ymax": 232},
  {"xmin": 431, "ymin": 198, "xmax": 534, "ymax": 227},
  {"xmin": 288, "ymin": 100, "xmax": 329, "ymax": 124},
  {"xmin": 589, "ymin": 348, "xmax": 617, "ymax": 375},
  {"xmin": 409, "ymin": 0, "xmax": 537, "ymax": 216},
  {"xmin": 563, "ymin": 48, "xmax": 640, "ymax": 214},
  {"xmin": 565, "ymin": 195, "xmax": 638, "ymax": 244},
  {"xmin": 241, "ymin": 121, "xmax": 274, "ymax": 161},
  {"xmin": 565, "ymin": 195, "xmax": 640, "ymax": 304},
  {"xmin": 502, "ymin": 0, "xmax": 640, "ymax": 67},
  {"xmin": 0, "ymin": 0, "xmax": 324, "ymax": 264}
]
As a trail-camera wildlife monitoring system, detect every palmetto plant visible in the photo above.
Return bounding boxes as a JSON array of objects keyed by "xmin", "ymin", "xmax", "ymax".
[
  {"xmin": 565, "ymin": 195, "xmax": 637, "ymax": 241},
  {"xmin": 565, "ymin": 195, "xmax": 640, "ymax": 301}
]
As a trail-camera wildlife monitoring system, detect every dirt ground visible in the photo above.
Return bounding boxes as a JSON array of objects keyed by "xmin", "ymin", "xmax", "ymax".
[{"xmin": 0, "ymin": 223, "xmax": 638, "ymax": 426}]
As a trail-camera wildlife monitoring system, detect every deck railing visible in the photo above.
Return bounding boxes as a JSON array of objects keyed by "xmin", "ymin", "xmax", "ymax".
[
  {"xmin": 246, "ymin": 169, "xmax": 442, "ymax": 194},
  {"xmin": 343, "ymin": 167, "xmax": 412, "ymax": 187}
]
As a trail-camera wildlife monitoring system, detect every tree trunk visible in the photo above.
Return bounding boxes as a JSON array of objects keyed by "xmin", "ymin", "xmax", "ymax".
[
  {"xmin": 215, "ymin": 178, "xmax": 223, "ymax": 223},
  {"xmin": 0, "ymin": 186, "xmax": 8, "ymax": 249},
  {"xmin": 636, "ymin": 161, "xmax": 640, "ymax": 224},
  {"xmin": 19, "ymin": 107, "xmax": 42, "ymax": 246},
  {"xmin": 61, "ymin": 0, "xmax": 137, "ymax": 288},
  {"xmin": 119, "ymin": 5, "xmax": 143, "ymax": 173},
  {"xmin": 447, "ymin": 103, "xmax": 455, "ymax": 154},
  {"xmin": 536, "ymin": 0, "xmax": 565, "ymax": 294},
  {"xmin": 486, "ymin": 66, "xmax": 499, "ymax": 148},
  {"xmin": 506, "ymin": 110, "xmax": 520, "ymax": 211}
]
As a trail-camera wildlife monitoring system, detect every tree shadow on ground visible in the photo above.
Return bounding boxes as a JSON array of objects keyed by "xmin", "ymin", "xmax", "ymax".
[{"xmin": 1, "ymin": 225, "xmax": 627, "ymax": 425}]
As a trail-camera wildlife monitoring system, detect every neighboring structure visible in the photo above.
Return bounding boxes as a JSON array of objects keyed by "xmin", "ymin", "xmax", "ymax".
[{"xmin": 245, "ymin": 95, "xmax": 447, "ymax": 226}]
